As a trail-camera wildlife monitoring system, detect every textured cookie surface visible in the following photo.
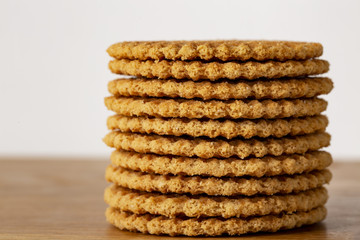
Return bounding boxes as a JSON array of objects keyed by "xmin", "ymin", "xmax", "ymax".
[
  {"xmin": 105, "ymin": 96, "xmax": 327, "ymax": 119},
  {"xmin": 110, "ymin": 150, "xmax": 332, "ymax": 177},
  {"xmin": 106, "ymin": 166, "xmax": 332, "ymax": 196},
  {"xmin": 107, "ymin": 115, "xmax": 328, "ymax": 139},
  {"xmin": 108, "ymin": 77, "xmax": 333, "ymax": 100},
  {"xmin": 107, "ymin": 40, "xmax": 323, "ymax": 61},
  {"xmin": 105, "ymin": 206, "xmax": 327, "ymax": 236},
  {"xmin": 103, "ymin": 131, "xmax": 331, "ymax": 159},
  {"xmin": 105, "ymin": 185, "xmax": 328, "ymax": 218},
  {"xmin": 109, "ymin": 59, "xmax": 329, "ymax": 81}
]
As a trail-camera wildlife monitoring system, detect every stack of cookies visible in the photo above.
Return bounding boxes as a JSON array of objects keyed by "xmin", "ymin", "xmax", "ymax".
[{"xmin": 103, "ymin": 40, "xmax": 333, "ymax": 236}]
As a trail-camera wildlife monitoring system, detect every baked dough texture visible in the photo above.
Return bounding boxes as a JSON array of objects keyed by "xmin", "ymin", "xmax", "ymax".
[
  {"xmin": 109, "ymin": 150, "xmax": 332, "ymax": 177},
  {"xmin": 107, "ymin": 40, "xmax": 323, "ymax": 61},
  {"xmin": 103, "ymin": 131, "xmax": 331, "ymax": 159},
  {"xmin": 105, "ymin": 185, "xmax": 328, "ymax": 218},
  {"xmin": 105, "ymin": 166, "xmax": 331, "ymax": 196},
  {"xmin": 104, "ymin": 96, "xmax": 327, "ymax": 119},
  {"xmin": 108, "ymin": 77, "xmax": 333, "ymax": 100},
  {"xmin": 105, "ymin": 206, "xmax": 327, "ymax": 236},
  {"xmin": 109, "ymin": 59, "xmax": 329, "ymax": 81},
  {"xmin": 107, "ymin": 115, "xmax": 328, "ymax": 139}
]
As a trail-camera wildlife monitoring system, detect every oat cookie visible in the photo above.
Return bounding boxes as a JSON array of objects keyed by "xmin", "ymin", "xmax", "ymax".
[
  {"xmin": 106, "ymin": 166, "xmax": 331, "ymax": 196},
  {"xmin": 109, "ymin": 59, "xmax": 329, "ymax": 81},
  {"xmin": 107, "ymin": 40, "xmax": 323, "ymax": 61},
  {"xmin": 105, "ymin": 185, "xmax": 328, "ymax": 218},
  {"xmin": 103, "ymin": 131, "xmax": 331, "ymax": 159},
  {"xmin": 105, "ymin": 206, "xmax": 326, "ymax": 236},
  {"xmin": 104, "ymin": 96, "xmax": 327, "ymax": 119},
  {"xmin": 107, "ymin": 115, "xmax": 328, "ymax": 139},
  {"xmin": 108, "ymin": 77, "xmax": 333, "ymax": 100},
  {"xmin": 110, "ymin": 150, "xmax": 332, "ymax": 177}
]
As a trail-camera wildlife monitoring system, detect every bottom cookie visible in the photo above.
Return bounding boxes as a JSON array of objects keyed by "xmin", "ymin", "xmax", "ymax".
[{"xmin": 106, "ymin": 206, "xmax": 326, "ymax": 236}]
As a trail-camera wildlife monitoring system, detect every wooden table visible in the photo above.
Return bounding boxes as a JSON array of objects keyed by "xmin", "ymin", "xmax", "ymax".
[{"xmin": 0, "ymin": 158, "xmax": 359, "ymax": 240}]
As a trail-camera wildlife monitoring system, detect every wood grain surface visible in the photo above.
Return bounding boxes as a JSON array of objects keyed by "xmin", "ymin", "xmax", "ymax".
[{"xmin": 0, "ymin": 158, "xmax": 359, "ymax": 240}]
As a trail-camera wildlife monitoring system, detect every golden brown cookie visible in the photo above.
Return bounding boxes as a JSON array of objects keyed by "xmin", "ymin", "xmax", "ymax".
[
  {"xmin": 103, "ymin": 131, "xmax": 331, "ymax": 159},
  {"xmin": 110, "ymin": 150, "xmax": 332, "ymax": 177},
  {"xmin": 104, "ymin": 96, "xmax": 327, "ymax": 119},
  {"xmin": 106, "ymin": 206, "xmax": 327, "ymax": 236},
  {"xmin": 105, "ymin": 185, "xmax": 328, "ymax": 218},
  {"xmin": 105, "ymin": 206, "xmax": 327, "ymax": 236},
  {"xmin": 107, "ymin": 115, "xmax": 328, "ymax": 139},
  {"xmin": 106, "ymin": 166, "xmax": 331, "ymax": 196},
  {"xmin": 108, "ymin": 59, "xmax": 329, "ymax": 81},
  {"xmin": 107, "ymin": 40, "xmax": 323, "ymax": 61},
  {"xmin": 108, "ymin": 77, "xmax": 333, "ymax": 100}
]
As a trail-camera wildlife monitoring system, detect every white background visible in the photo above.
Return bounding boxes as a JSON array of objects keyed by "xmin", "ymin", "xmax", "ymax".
[{"xmin": 0, "ymin": 0, "xmax": 359, "ymax": 160}]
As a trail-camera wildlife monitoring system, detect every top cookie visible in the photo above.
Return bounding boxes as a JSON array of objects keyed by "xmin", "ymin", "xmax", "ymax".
[{"xmin": 107, "ymin": 40, "xmax": 323, "ymax": 61}]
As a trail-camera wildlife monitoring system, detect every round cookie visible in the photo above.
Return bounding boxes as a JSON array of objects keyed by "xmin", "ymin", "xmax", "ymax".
[
  {"xmin": 106, "ymin": 166, "xmax": 331, "ymax": 196},
  {"xmin": 106, "ymin": 206, "xmax": 326, "ymax": 236},
  {"xmin": 108, "ymin": 77, "xmax": 333, "ymax": 100},
  {"xmin": 107, "ymin": 40, "xmax": 323, "ymax": 61},
  {"xmin": 104, "ymin": 185, "xmax": 328, "ymax": 218},
  {"xmin": 107, "ymin": 115, "xmax": 328, "ymax": 139},
  {"xmin": 108, "ymin": 59, "xmax": 329, "ymax": 81},
  {"xmin": 103, "ymin": 131, "xmax": 331, "ymax": 159},
  {"xmin": 110, "ymin": 150, "xmax": 332, "ymax": 177},
  {"xmin": 104, "ymin": 96, "xmax": 327, "ymax": 119}
]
